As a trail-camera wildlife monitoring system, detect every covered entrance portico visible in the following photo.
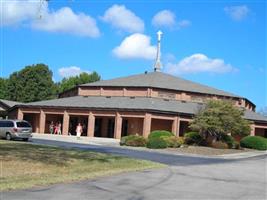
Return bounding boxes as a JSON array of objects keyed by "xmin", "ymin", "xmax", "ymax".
[{"xmin": 12, "ymin": 108, "xmax": 198, "ymax": 139}]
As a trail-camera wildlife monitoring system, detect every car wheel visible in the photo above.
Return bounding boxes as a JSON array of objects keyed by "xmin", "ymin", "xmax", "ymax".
[
  {"xmin": 6, "ymin": 133, "xmax": 12, "ymax": 141},
  {"xmin": 22, "ymin": 138, "xmax": 29, "ymax": 142}
]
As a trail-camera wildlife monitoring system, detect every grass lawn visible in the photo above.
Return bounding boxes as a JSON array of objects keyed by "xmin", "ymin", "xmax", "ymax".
[{"xmin": 0, "ymin": 140, "xmax": 164, "ymax": 191}]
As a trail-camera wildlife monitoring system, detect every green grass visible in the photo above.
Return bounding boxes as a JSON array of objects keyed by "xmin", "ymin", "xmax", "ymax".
[{"xmin": 0, "ymin": 140, "xmax": 164, "ymax": 191}]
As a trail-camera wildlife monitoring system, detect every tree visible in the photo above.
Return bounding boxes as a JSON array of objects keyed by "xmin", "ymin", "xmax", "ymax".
[
  {"xmin": 6, "ymin": 64, "xmax": 57, "ymax": 102},
  {"xmin": 0, "ymin": 78, "xmax": 8, "ymax": 99},
  {"xmin": 58, "ymin": 72, "xmax": 100, "ymax": 93},
  {"xmin": 189, "ymin": 100, "xmax": 251, "ymax": 140}
]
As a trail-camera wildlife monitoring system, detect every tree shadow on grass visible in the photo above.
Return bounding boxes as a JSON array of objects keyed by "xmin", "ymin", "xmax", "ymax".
[{"xmin": 0, "ymin": 141, "xmax": 129, "ymax": 167}]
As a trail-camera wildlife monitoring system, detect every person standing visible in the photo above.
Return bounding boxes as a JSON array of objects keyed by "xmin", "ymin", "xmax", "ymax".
[
  {"xmin": 49, "ymin": 121, "xmax": 54, "ymax": 134},
  {"xmin": 54, "ymin": 122, "xmax": 58, "ymax": 135},
  {"xmin": 76, "ymin": 123, "xmax": 83, "ymax": 139},
  {"xmin": 57, "ymin": 122, "xmax": 62, "ymax": 135}
]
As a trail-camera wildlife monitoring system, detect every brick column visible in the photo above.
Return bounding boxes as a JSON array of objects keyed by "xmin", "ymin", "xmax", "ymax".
[
  {"xmin": 143, "ymin": 113, "xmax": 151, "ymax": 138},
  {"xmin": 172, "ymin": 116, "xmax": 180, "ymax": 136},
  {"xmin": 114, "ymin": 112, "xmax": 122, "ymax": 139},
  {"xmin": 62, "ymin": 111, "xmax": 69, "ymax": 135},
  {"xmin": 17, "ymin": 109, "xmax": 24, "ymax": 120},
  {"xmin": 87, "ymin": 112, "xmax": 95, "ymax": 137},
  {"xmin": 250, "ymin": 124, "xmax": 255, "ymax": 136},
  {"xmin": 39, "ymin": 110, "xmax": 46, "ymax": 134}
]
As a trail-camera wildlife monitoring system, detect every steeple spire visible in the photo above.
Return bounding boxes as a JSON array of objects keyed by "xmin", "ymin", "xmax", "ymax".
[{"xmin": 154, "ymin": 30, "xmax": 163, "ymax": 72}]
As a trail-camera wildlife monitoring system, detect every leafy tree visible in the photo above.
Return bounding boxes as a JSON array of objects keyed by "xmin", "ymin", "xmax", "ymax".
[
  {"xmin": 6, "ymin": 64, "xmax": 57, "ymax": 102},
  {"xmin": 0, "ymin": 78, "xmax": 8, "ymax": 99},
  {"xmin": 58, "ymin": 71, "xmax": 100, "ymax": 93},
  {"xmin": 189, "ymin": 100, "xmax": 251, "ymax": 140}
]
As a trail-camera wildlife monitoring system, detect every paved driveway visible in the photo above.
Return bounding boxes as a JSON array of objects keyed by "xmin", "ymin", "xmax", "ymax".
[{"xmin": 2, "ymin": 139, "xmax": 267, "ymax": 200}]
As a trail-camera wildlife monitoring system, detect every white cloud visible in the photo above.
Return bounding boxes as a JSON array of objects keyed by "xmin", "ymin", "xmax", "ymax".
[
  {"xmin": 152, "ymin": 10, "xmax": 176, "ymax": 28},
  {"xmin": 0, "ymin": 0, "xmax": 100, "ymax": 37},
  {"xmin": 165, "ymin": 54, "xmax": 237, "ymax": 74},
  {"xmin": 112, "ymin": 33, "xmax": 156, "ymax": 60},
  {"xmin": 177, "ymin": 20, "xmax": 191, "ymax": 28},
  {"xmin": 32, "ymin": 7, "xmax": 100, "ymax": 37},
  {"xmin": 224, "ymin": 5, "xmax": 250, "ymax": 21},
  {"xmin": 152, "ymin": 10, "xmax": 191, "ymax": 29},
  {"xmin": 58, "ymin": 66, "xmax": 91, "ymax": 78},
  {"xmin": 101, "ymin": 4, "xmax": 144, "ymax": 33},
  {"xmin": 0, "ymin": 0, "xmax": 44, "ymax": 26}
]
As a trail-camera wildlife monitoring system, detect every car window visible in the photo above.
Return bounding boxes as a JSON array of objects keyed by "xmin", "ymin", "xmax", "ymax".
[
  {"xmin": 0, "ymin": 121, "xmax": 14, "ymax": 127},
  {"xmin": 16, "ymin": 122, "xmax": 31, "ymax": 128},
  {"xmin": 6, "ymin": 121, "xmax": 14, "ymax": 127}
]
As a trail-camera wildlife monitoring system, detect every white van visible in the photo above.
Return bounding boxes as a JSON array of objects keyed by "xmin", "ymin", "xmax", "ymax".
[{"xmin": 0, "ymin": 120, "xmax": 32, "ymax": 141}]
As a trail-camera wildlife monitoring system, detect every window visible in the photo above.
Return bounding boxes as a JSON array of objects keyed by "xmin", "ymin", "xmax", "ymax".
[
  {"xmin": 0, "ymin": 121, "xmax": 14, "ymax": 127},
  {"xmin": 158, "ymin": 91, "xmax": 176, "ymax": 99},
  {"xmin": 16, "ymin": 122, "xmax": 31, "ymax": 128}
]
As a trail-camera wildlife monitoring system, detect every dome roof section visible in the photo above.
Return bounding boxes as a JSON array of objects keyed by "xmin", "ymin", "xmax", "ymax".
[{"xmin": 81, "ymin": 72, "xmax": 240, "ymax": 98}]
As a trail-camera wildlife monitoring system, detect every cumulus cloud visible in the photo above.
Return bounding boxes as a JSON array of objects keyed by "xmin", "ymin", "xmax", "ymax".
[
  {"xmin": 0, "ymin": 0, "xmax": 100, "ymax": 37},
  {"xmin": 224, "ymin": 5, "xmax": 250, "ymax": 21},
  {"xmin": 152, "ymin": 10, "xmax": 176, "ymax": 28},
  {"xmin": 112, "ymin": 33, "xmax": 156, "ymax": 60},
  {"xmin": 0, "ymin": 0, "xmax": 43, "ymax": 26},
  {"xmin": 32, "ymin": 7, "xmax": 100, "ymax": 37},
  {"xmin": 152, "ymin": 10, "xmax": 191, "ymax": 29},
  {"xmin": 101, "ymin": 4, "xmax": 144, "ymax": 33},
  {"xmin": 165, "ymin": 54, "xmax": 237, "ymax": 74},
  {"xmin": 58, "ymin": 66, "xmax": 91, "ymax": 78}
]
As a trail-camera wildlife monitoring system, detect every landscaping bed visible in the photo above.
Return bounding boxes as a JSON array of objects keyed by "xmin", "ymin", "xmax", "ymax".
[
  {"xmin": 0, "ymin": 140, "xmax": 163, "ymax": 191},
  {"xmin": 166, "ymin": 145, "xmax": 254, "ymax": 156}
]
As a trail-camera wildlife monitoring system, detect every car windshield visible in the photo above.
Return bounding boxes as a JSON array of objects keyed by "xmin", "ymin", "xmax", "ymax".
[{"xmin": 16, "ymin": 122, "xmax": 31, "ymax": 128}]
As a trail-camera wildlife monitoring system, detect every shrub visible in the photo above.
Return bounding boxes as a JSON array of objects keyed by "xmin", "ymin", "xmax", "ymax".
[
  {"xmin": 211, "ymin": 141, "xmax": 229, "ymax": 149},
  {"xmin": 120, "ymin": 135, "xmax": 147, "ymax": 147},
  {"xmin": 177, "ymin": 137, "xmax": 185, "ymax": 145},
  {"xmin": 148, "ymin": 130, "xmax": 174, "ymax": 140},
  {"xmin": 240, "ymin": 136, "xmax": 267, "ymax": 150},
  {"xmin": 161, "ymin": 136, "xmax": 181, "ymax": 148},
  {"xmin": 233, "ymin": 141, "xmax": 240, "ymax": 149},
  {"xmin": 184, "ymin": 132, "xmax": 203, "ymax": 145},
  {"xmin": 147, "ymin": 137, "xmax": 168, "ymax": 149},
  {"xmin": 221, "ymin": 134, "xmax": 235, "ymax": 149}
]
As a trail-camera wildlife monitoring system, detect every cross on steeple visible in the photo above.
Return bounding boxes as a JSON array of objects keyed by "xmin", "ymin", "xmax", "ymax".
[{"xmin": 154, "ymin": 30, "xmax": 163, "ymax": 72}]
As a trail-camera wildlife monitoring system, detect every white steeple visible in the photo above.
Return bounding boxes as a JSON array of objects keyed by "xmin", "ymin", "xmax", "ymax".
[{"xmin": 154, "ymin": 30, "xmax": 163, "ymax": 72}]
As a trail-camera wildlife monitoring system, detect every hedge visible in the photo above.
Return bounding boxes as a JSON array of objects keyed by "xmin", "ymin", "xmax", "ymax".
[
  {"xmin": 184, "ymin": 132, "xmax": 203, "ymax": 145},
  {"xmin": 221, "ymin": 134, "xmax": 235, "ymax": 149},
  {"xmin": 240, "ymin": 136, "xmax": 267, "ymax": 150},
  {"xmin": 148, "ymin": 130, "xmax": 174, "ymax": 140},
  {"xmin": 161, "ymin": 136, "xmax": 182, "ymax": 148},
  {"xmin": 147, "ymin": 137, "xmax": 168, "ymax": 149},
  {"xmin": 120, "ymin": 135, "xmax": 147, "ymax": 147}
]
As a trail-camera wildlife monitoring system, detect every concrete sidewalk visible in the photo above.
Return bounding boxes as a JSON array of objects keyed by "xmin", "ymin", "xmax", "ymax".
[
  {"xmin": 32, "ymin": 133, "xmax": 120, "ymax": 146},
  {"xmin": 31, "ymin": 133, "xmax": 267, "ymax": 160}
]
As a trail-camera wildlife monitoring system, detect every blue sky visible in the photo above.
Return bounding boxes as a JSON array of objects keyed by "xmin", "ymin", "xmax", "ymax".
[{"xmin": 0, "ymin": 0, "xmax": 266, "ymax": 109}]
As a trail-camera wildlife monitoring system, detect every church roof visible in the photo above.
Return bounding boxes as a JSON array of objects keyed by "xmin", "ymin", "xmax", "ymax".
[
  {"xmin": 82, "ymin": 72, "xmax": 241, "ymax": 98},
  {"xmin": 0, "ymin": 99, "xmax": 22, "ymax": 108},
  {"xmin": 13, "ymin": 96, "xmax": 267, "ymax": 123}
]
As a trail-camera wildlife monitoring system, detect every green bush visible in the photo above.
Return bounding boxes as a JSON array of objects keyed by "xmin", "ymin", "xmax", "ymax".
[
  {"xmin": 120, "ymin": 135, "xmax": 147, "ymax": 147},
  {"xmin": 184, "ymin": 132, "xmax": 203, "ymax": 145},
  {"xmin": 221, "ymin": 134, "xmax": 235, "ymax": 149},
  {"xmin": 211, "ymin": 141, "xmax": 229, "ymax": 149},
  {"xmin": 161, "ymin": 136, "xmax": 181, "ymax": 148},
  {"xmin": 147, "ymin": 137, "xmax": 168, "ymax": 149},
  {"xmin": 240, "ymin": 136, "xmax": 267, "ymax": 150},
  {"xmin": 148, "ymin": 130, "xmax": 174, "ymax": 140},
  {"xmin": 233, "ymin": 141, "xmax": 240, "ymax": 149}
]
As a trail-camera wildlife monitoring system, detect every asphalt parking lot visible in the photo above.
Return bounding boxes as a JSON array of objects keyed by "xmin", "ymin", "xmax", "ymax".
[{"xmin": 2, "ymin": 138, "xmax": 267, "ymax": 200}]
